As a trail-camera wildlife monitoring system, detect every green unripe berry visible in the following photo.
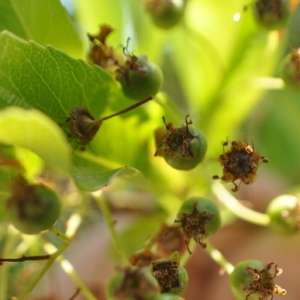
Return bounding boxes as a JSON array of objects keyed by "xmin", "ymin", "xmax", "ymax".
[
  {"xmin": 7, "ymin": 177, "xmax": 61, "ymax": 234},
  {"xmin": 145, "ymin": 0, "xmax": 187, "ymax": 29},
  {"xmin": 252, "ymin": 0, "xmax": 289, "ymax": 30},
  {"xmin": 176, "ymin": 197, "xmax": 221, "ymax": 252},
  {"xmin": 151, "ymin": 252, "xmax": 188, "ymax": 295},
  {"xmin": 280, "ymin": 48, "xmax": 300, "ymax": 91},
  {"xmin": 155, "ymin": 115, "xmax": 207, "ymax": 171},
  {"xmin": 230, "ymin": 260, "xmax": 286, "ymax": 300},
  {"xmin": 267, "ymin": 194, "xmax": 300, "ymax": 236},
  {"xmin": 107, "ymin": 266, "xmax": 160, "ymax": 300},
  {"xmin": 116, "ymin": 54, "xmax": 163, "ymax": 100}
]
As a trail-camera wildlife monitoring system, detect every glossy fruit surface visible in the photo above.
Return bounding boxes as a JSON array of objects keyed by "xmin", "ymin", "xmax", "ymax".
[
  {"xmin": 116, "ymin": 54, "xmax": 163, "ymax": 100},
  {"xmin": 156, "ymin": 115, "xmax": 207, "ymax": 170},
  {"xmin": 151, "ymin": 255, "xmax": 188, "ymax": 295},
  {"xmin": 267, "ymin": 194, "xmax": 300, "ymax": 236},
  {"xmin": 280, "ymin": 48, "xmax": 300, "ymax": 91},
  {"xmin": 252, "ymin": 0, "xmax": 289, "ymax": 30},
  {"xmin": 145, "ymin": 0, "xmax": 186, "ymax": 29},
  {"xmin": 230, "ymin": 260, "xmax": 286, "ymax": 300},
  {"xmin": 176, "ymin": 197, "xmax": 221, "ymax": 251},
  {"xmin": 7, "ymin": 180, "xmax": 61, "ymax": 234}
]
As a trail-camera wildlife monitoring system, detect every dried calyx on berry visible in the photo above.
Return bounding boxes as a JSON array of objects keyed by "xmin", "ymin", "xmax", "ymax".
[
  {"xmin": 230, "ymin": 260, "xmax": 287, "ymax": 300},
  {"xmin": 144, "ymin": 0, "xmax": 187, "ymax": 29},
  {"xmin": 107, "ymin": 266, "xmax": 160, "ymax": 300},
  {"xmin": 87, "ymin": 24, "xmax": 119, "ymax": 71},
  {"xmin": 62, "ymin": 96, "xmax": 152, "ymax": 150},
  {"xmin": 6, "ymin": 176, "xmax": 61, "ymax": 234},
  {"xmin": 212, "ymin": 139, "xmax": 268, "ymax": 192},
  {"xmin": 155, "ymin": 115, "xmax": 207, "ymax": 170},
  {"xmin": 115, "ymin": 41, "xmax": 163, "ymax": 100},
  {"xmin": 150, "ymin": 251, "xmax": 189, "ymax": 296},
  {"xmin": 64, "ymin": 107, "xmax": 102, "ymax": 149},
  {"xmin": 251, "ymin": 0, "xmax": 289, "ymax": 30},
  {"xmin": 175, "ymin": 197, "xmax": 221, "ymax": 253}
]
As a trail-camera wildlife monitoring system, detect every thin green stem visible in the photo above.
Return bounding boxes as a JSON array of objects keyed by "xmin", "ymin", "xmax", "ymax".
[
  {"xmin": 49, "ymin": 227, "xmax": 71, "ymax": 243},
  {"xmin": 43, "ymin": 242, "xmax": 97, "ymax": 300},
  {"xmin": 65, "ymin": 213, "xmax": 82, "ymax": 238},
  {"xmin": 254, "ymin": 77, "xmax": 284, "ymax": 90},
  {"xmin": 212, "ymin": 182, "xmax": 270, "ymax": 226},
  {"xmin": 94, "ymin": 193, "xmax": 130, "ymax": 266},
  {"xmin": 18, "ymin": 238, "xmax": 70, "ymax": 300},
  {"xmin": 180, "ymin": 239, "xmax": 196, "ymax": 267},
  {"xmin": 204, "ymin": 240, "xmax": 234, "ymax": 275},
  {"xmin": 0, "ymin": 231, "xmax": 20, "ymax": 300},
  {"xmin": 100, "ymin": 96, "xmax": 153, "ymax": 121}
]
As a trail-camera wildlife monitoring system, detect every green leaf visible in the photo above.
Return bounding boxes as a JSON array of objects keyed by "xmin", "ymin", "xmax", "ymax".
[
  {"xmin": 0, "ymin": 31, "xmax": 124, "ymax": 123},
  {"xmin": 0, "ymin": 106, "xmax": 72, "ymax": 175},
  {"xmin": 0, "ymin": 0, "xmax": 84, "ymax": 58},
  {"xmin": 118, "ymin": 212, "xmax": 167, "ymax": 257},
  {"xmin": 72, "ymin": 152, "xmax": 140, "ymax": 191}
]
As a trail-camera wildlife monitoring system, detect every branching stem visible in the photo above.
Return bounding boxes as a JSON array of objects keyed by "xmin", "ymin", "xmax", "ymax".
[
  {"xmin": 94, "ymin": 193, "xmax": 130, "ymax": 266},
  {"xmin": 204, "ymin": 240, "xmax": 234, "ymax": 275},
  {"xmin": 212, "ymin": 182, "xmax": 270, "ymax": 226}
]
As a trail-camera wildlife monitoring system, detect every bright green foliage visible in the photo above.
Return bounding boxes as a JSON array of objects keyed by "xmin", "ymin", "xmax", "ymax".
[
  {"xmin": 72, "ymin": 153, "xmax": 139, "ymax": 191},
  {"xmin": 0, "ymin": 107, "xmax": 71, "ymax": 175},
  {"xmin": 0, "ymin": 0, "xmax": 84, "ymax": 58},
  {"xmin": 0, "ymin": 31, "xmax": 123, "ymax": 123}
]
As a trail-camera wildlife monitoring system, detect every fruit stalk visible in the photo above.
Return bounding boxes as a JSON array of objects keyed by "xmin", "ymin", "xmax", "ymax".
[{"xmin": 212, "ymin": 182, "xmax": 270, "ymax": 226}]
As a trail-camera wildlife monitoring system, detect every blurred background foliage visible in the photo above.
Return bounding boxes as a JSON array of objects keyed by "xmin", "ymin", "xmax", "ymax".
[
  {"xmin": 1, "ymin": 0, "xmax": 300, "ymax": 299},
  {"xmin": 71, "ymin": 0, "xmax": 300, "ymax": 195}
]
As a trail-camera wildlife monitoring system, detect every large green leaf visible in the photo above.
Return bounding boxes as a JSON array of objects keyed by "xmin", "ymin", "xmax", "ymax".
[
  {"xmin": 0, "ymin": 31, "xmax": 125, "ymax": 124},
  {"xmin": 0, "ymin": 106, "xmax": 72, "ymax": 175},
  {"xmin": 72, "ymin": 152, "xmax": 140, "ymax": 191},
  {"xmin": 0, "ymin": 0, "xmax": 84, "ymax": 58}
]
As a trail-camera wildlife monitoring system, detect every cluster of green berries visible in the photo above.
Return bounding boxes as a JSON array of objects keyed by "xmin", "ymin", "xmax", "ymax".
[
  {"xmin": 107, "ymin": 197, "xmax": 221, "ymax": 299},
  {"xmin": 6, "ymin": 0, "xmax": 294, "ymax": 298}
]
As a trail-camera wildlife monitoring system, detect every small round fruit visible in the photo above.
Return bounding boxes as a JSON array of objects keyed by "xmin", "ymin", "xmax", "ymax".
[
  {"xmin": 7, "ymin": 178, "xmax": 61, "ymax": 234},
  {"xmin": 252, "ymin": 0, "xmax": 289, "ymax": 30},
  {"xmin": 107, "ymin": 266, "xmax": 160, "ymax": 300},
  {"xmin": 280, "ymin": 48, "xmax": 300, "ymax": 91},
  {"xmin": 155, "ymin": 115, "xmax": 207, "ymax": 171},
  {"xmin": 116, "ymin": 54, "xmax": 163, "ymax": 100},
  {"xmin": 267, "ymin": 194, "xmax": 300, "ymax": 236},
  {"xmin": 176, "ymin": 197, "xmax": 221, "ymax": 252},
  {"xmin": 145, "ymin": 0, "xmax": 186, "ymax": 29},
  {"xmin": 151, "ymin": 257, "xmax": 188, "ymax": 295},
  {"xmin": 230, "ymin": 260, "xmax": 286, "ymax": 300}
]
